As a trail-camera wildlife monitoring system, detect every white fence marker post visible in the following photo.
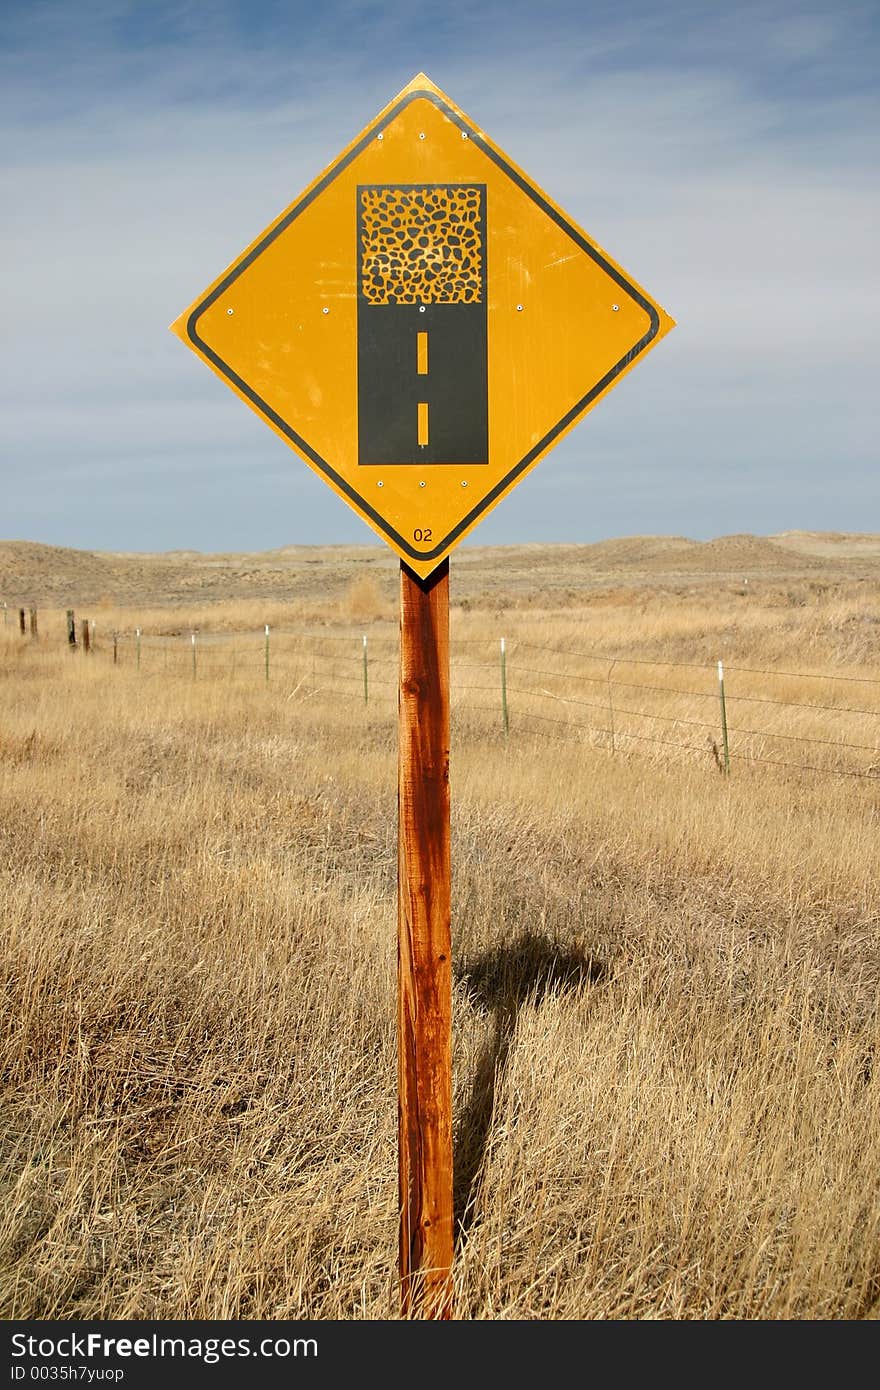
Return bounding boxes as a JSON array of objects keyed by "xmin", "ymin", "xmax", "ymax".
[
  {"xmin": 500, "ymin": 636, "xmax": 509, "ymax": 736},
  {"xmin": 718, "ymin": 660, "xmax": 730, "ymax": 776}
]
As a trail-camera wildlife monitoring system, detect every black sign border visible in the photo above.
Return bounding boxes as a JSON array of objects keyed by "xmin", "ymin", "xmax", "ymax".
[{"xmin": 186, "ymin": 86, "xmax": 660, "ymax": 567}]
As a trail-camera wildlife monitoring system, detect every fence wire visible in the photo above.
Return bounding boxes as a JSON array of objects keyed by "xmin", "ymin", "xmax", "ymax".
[{"xmin": 11, "ymin": 621, "xmax": 880, "ymax": 783}]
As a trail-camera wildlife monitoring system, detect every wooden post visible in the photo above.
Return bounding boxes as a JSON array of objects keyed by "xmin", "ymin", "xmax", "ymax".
[
  {"xmin": 397, "ymin": 559, "xmax": 453, "ymax": 1319},
  {"xmin": 113, "ymin": 632, "xmax": 118, "ymax": 666},
  {"xmin": 28, "ymin": 608, "xmax": 38, "ymax": 639},
  {"xmin": 19, "ymin": 608, "xmax": 26, "ymax": 635},
  {"xmin": 607, "ymin": 658, "xmax": 617, "ymax": 755},
  {"xmin": 66, "ymin": 610, "xmax": 76, "ymax": 648},
  {"xmin": 81, "ymin": 619, "xmax": 90, "ymax": 655}
]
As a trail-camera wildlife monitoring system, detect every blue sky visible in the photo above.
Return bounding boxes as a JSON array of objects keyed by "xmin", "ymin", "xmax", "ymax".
[{"xmin": 1, "ymin": 0, "xmax": 877, "ymax": 552}]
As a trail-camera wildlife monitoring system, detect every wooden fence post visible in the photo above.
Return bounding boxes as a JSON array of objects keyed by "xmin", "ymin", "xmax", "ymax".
[
  {"xmin": 398, "ymin": 559, "xmax": 453, "ymax": 1319},
  {"xmin": 19, "ymin": 608, "xmax": 26, "ymax": 635},
  {"xmin": 81, "ymin": 619, "xmax": 90, "ymax": 655},
  {"xmin": 29, "ymin": 608, "xmax": 38, "ymax": 639},
  {"xmin": 607, "ymin": 659, "xmax": 617, "ymax": 755},
  {"xmin": 66, "ymin": 610, "xmax": 76, "ymax": 648}
]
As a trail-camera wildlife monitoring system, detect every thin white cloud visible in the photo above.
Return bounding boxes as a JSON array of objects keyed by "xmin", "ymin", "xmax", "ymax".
[{"xmin": 1, "ymin": 0, "xmax": 877, "ymax": 547}]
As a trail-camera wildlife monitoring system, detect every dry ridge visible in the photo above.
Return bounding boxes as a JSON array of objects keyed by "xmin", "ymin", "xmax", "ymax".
[{"xmin": 1, "ymin": 532, "xmax": 877, "ymax": 610}]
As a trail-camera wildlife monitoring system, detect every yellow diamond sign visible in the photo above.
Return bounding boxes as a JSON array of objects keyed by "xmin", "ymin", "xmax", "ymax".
[{"xmin": 171, "ymin": 73, "xmax": 675, "ymax": 578}]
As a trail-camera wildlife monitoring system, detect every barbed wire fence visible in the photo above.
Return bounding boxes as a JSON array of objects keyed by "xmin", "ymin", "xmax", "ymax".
[{"xmin": 5, "ymin": 611, "xmax": 880, "ymax": 783}]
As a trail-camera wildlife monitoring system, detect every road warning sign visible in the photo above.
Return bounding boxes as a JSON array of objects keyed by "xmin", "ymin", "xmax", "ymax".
[{"xmin": 171, "ymin": 73, "xmax": 674, "ymax": 577}]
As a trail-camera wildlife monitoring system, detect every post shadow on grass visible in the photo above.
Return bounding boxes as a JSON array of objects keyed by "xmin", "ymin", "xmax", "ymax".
[{"xmin": 453, "ymin": 931, "xmax": 604, "ymax": 1237}]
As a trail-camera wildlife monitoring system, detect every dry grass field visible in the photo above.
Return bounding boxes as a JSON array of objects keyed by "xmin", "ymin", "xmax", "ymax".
[{"xmin": 1, "ymin": 534, "xmax": 879, "ymax": 1319}]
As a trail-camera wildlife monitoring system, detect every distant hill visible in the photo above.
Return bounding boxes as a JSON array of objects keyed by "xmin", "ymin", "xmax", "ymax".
[{"xmin": 0, "ymin": 533, "xmax": 876, "ymax": 609}]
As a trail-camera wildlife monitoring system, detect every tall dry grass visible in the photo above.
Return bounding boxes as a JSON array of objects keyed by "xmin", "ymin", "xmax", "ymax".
[{"xmin": 1, "ymin": 584, "xmax": 878, "ymax": 1319}]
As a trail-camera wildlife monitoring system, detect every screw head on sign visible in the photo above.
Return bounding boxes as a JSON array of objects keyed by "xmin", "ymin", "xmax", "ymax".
[
  {"xmin": 461, "ymin": 480, "xmax": 468, "ymax": 487},
  {"xmin": 419, "ymin": 481, "xmax": 426, "ymax": 488},
  {"xmin": 377, "ymin": 480, "xmax": 384, "ymax": 488},
  {"xmin": 226, "ymin": 308, "xmax": 234, "ymax": 315},
  {"xmin": 419, "ymin": 132, "xmax": 426, "ymax": 140},
  {"xmin": 612, "ymin": 304, "xmax": 619, "ymax": 312},
  {"xmin": 516, "ymin": 304, "xmax": 523, "ymax": 312},
  {"xmin": 377, "ymin": 133, "xmax": 384, "ymax": 141},
  {"xmin": 322, "ymin": 307, "xmax": 329, "ymax": 315}
]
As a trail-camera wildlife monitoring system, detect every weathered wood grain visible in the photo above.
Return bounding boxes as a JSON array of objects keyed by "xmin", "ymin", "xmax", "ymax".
[{"xmin": 398, "ymin": 559, "xmax": 453, "ymax": 1319}]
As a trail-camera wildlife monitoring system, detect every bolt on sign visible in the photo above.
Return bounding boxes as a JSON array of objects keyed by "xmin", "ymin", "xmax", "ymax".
[{"xmin": 170, "ymin": 73, "xmax": 674, "ymax": 577}]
